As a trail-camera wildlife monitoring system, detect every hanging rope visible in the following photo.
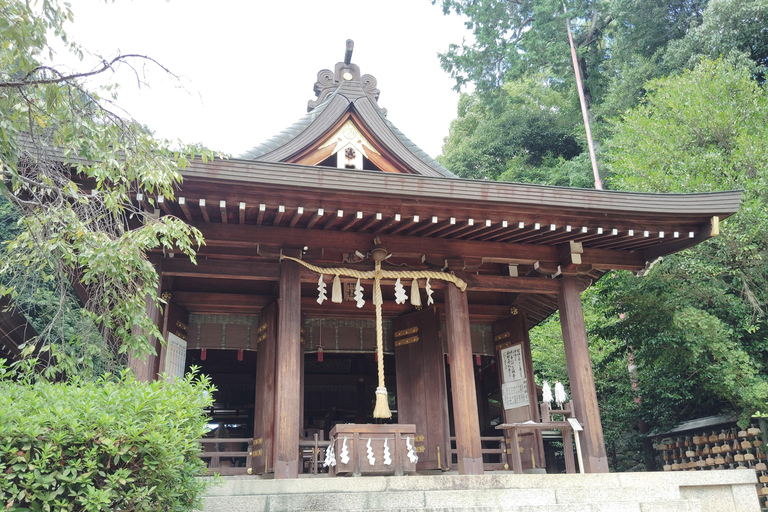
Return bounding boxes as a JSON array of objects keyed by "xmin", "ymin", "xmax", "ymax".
[
  {"xmin": 372, "ymin": 260, "xmax": 389, "ymax": 418},
  {"xmin": 280, "ymin": 254, "xmax": 467, "ymax": 418},
  {"xmin": 280, "ymin": 255, "xmax": 467, "ymax": 291}
]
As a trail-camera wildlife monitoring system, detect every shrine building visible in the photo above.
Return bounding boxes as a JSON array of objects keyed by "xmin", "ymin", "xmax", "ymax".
[{"xmin": 129, "ymin": 41, "xmax": 741, "ymax": 479}]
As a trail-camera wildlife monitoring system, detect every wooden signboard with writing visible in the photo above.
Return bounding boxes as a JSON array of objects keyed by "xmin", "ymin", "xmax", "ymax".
[{"xmin": 492, "ymin": 313, "xmax": 545, "ymax": 471}]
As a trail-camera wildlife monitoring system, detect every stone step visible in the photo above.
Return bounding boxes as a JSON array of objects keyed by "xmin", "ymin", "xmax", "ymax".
[
  {"xmin": 199, "ymin": 471, "xmax": 759, "ymax": 512},
  {"xmin": 201, "ymin": 486, "xmax": 687, "ymax": 512},
  {"xmin": 202, "ymin": 496, "xmax": 703, "ymax": 512},
  {"xmin": 202, "ymin": 470, "xmax": 754, "ymax": 496}
]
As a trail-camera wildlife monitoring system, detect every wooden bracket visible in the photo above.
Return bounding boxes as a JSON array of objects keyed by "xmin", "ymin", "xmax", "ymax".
[
  {"xmin": 533, "ymin": 261, "xmax": 559, "ymax": 276},
  {"xmin": 558, "ymin": 241, "xmax": 583, "ymax": 271}
]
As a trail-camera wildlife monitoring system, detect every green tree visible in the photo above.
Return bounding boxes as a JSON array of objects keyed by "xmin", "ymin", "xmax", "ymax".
[
  {"xmin": 438, "ymin": 77, "xmax": 592, "ymax": 186},
  {"xmin": 0, "ymin": 0, "xmax": 212, "ymax": 376},
  {"xmin": 602, "ymin": 59, "xmax": 768, "ymax": 427},
  {"xmin": 663, "ymin": 0, "xmax": 768, "ymax": 77},
  {"xmin": 433, "ymin": 0, "xmax": 612, "ymax": 109}
]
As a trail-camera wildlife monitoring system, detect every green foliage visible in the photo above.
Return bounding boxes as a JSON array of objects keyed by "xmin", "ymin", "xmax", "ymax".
[
  {"xmin": 607, "ymin": 59, "xmax": 768, "ymax": 194},
  {"xmin": 0, "ymin": 0, "xmax": 214, "ymax": 374},
  {"xmin": 433, "ymin": 0, "xmax": 611, "ymax": 103},
  {"xmin": 438, "ymin": 81, "xmax": 589, "ymax": 185},
  {"xmin": 0, "ymin": 364, "xmax": 215, "ymax": 512},
  {"xmin": 602, "ymin": 59, "xmax": 768, "ymax": 429},
  {"xmin": 662, "ymin": 0, "xmax": 768, "ymax": 76},
  {"xmin": 436, "ymin": 0, "xmax": 768, "ymax": 471}
]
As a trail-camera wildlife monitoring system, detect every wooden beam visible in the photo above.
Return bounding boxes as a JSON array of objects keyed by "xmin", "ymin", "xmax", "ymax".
[
  {"xmin": 161, "ymin": 259, "xmax": 281, "ymax": 281},
  {"xmin": 178, "ymin": 197, "xmax": 192, "ymax": 221},
  {"xmin": 339, "ymin": 211, "xmax": 364, "ymax": 231},
  {"xmin": 419, "ymin": 217, "xmax": 455, "ymax": 237},
  {"xmin": 289, "ymin": 206, "xmax": 304, "ymax": 228},
  {"xmin": 641, "ymin": 221, "xmax": 713, "ymax": 264},
  {"xmin": 256, "ymin": 203, "xmax": 266, "ymax": 226},
  {"xmin": 432, "ymin": 219, "xmax": 471, "ymax": 238},
  {"xmin": 273, "ymin": 205, "xmax": 285, "ymax": 227},
  {"xmin": 198, "ymin": 199, "xmax": 210, "ymax": 222},
  {"xmin": 581, "ymin": 248, "xmax": 644, "ymax": 271},
  {"xmin": 158, "ymin": 195, "xmax": 171, "ymax": 215},
  {"xmin": 189, "ymin": 223, "xmax": 559, "ymax": 265},
  {"xmin": 466, "ymin": 220, "xmax": 506, "ymax": 241},
  {"xmin": 558, "ymin": 241, "xmax": 583, "ymax": 271},
  {"xmin": 161, "ymin": 257, "xmax": 560, "ymax": 294},
  {"xmin": 558, "ymin": 276, "xmax": 608, "ymax": 473},
  {"xmin": 274, "ymin": 259, "xmax": 302, "ymax": 479},
  {"xmin": 305, "ymin": 208, "xmax": 324, "ymax": 229},
  {"xmin": 462, "ymin": 274, "xmax": 560, "ymax": 294},
  {"xmin": 358, "ymin": 212, "xmax": 382, "ymax": 232},
  {"xmin": 172, "ymin": 292, "xmax": 272, "ymax": 313},
  {"xmin": 219, "ymin": 200, "xmax": 227, "ymax": 224},
  {"xmin": 444, "ymin": 283, "xmax": 483, "ymax": 475},
  {"xmin": 322, "ymin": 209, "xmax": 344, "ymax": 230},
  {"xmin": 388, "ymin": 215, "xmax": 419, "ymax": 235}
]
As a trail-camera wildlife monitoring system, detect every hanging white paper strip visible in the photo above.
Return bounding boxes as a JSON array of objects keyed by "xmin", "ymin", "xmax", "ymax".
[
  {"xmin": 405, "ymin": 436, "xmax": 419, "ymax": 464},
  {"xmin": 383, "ymin": 438, "xmax": 392, "ymax": 465},
  {"xmin": 366, "ymin": 438, "xmax": 375, "ymax": 465},
  {"xmin": 394, "ymin": 278, "xmax": 408, "ymax": 304},
  {"xmin": 317, "ymin": 274, "xmax": 327, "ymax": 305},
  {"xmin": 340, "ymin": 436, "xmax": 350, "ymax": 464},
  {"xmin": 425, "ymin": 278, "xmax": 434, "ymax": 306}
]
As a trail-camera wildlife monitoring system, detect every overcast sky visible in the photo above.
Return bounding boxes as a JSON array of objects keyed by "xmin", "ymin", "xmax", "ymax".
[{"xmin": 60, "ymin": 0, "xmax": 472, "ymax": 159}]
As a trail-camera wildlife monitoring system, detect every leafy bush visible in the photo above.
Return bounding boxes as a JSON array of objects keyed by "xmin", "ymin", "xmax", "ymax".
[{"xmin": 0, "ymin": 365, "xmax": 215, "ymax": 511}]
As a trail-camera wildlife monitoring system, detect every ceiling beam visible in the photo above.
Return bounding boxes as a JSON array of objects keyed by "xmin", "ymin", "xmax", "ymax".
[
  {"xmin": 186, "ymin": 222, "xmax": 646, "ymax": 270},
  {"xmin": 161, "ymin": 258, "xmax": 562, "ymax": 294}
]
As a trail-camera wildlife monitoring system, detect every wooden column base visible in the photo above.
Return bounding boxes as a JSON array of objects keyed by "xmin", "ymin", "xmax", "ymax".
[
  {"xmin": 273, "ymin": 460, "xmax": 299, "ymax": 480},
  {"xmin": 457, "ymin": 457, "xmax": 484, "ymax": 475}
]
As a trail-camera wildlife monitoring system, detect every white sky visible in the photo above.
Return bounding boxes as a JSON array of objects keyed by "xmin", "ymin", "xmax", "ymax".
[{"xmin": 59, "ymin": 0, "xmax": 472, "ymax": 159}]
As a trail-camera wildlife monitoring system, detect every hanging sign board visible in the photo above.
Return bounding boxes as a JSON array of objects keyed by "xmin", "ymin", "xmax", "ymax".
[
  {"xmin": 502, "ymin": 379, "xmax": 529, "ymax": 410},
  {"xmin": 500, "ymin": 344, "xmax": 525, "ymax": 383},
  {"xmin": 567, "ymin": 417, "xmax": 583, "ymax": 431},
  {"xmin": 500, "ymin": 344, "xmax": 528, "ymax": 410}
]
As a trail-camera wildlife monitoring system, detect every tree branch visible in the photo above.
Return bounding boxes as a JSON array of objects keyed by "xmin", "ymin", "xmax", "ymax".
[{"xmin": 0, "ymin": 54, "xmax": 178, "ymax": 89}]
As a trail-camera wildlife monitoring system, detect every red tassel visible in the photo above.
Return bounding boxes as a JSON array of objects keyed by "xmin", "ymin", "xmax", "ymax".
[
  {"xmin": 374, "ymin": 351, "xmax": 378, "ymax": 362},
  {"xmin": 476, "ymin": 355, "xmax": 482, "ymax": 366},
  {"xmin": 446, "ymin": 354, "xmax": 450, "ymax": 365},
  {"xmin": 200, "ymin": 348, "xmax": 207, "ymax": 361},
  {"xmin": 491, "ymin": 359, "xmax": 496, "ymax": 373},
  {"xmin": 237, "ymin": 349, "xmax": 244, "ymax": 361},
  {"xmin": 317, "ymin": 347, "xmax": 323, "ymax": 362},
  {"xmin": 478, "ymin": 370, "xmax": 483, "ymax": 381}
]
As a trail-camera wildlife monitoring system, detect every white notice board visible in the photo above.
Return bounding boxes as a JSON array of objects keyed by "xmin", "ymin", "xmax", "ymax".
[
  {"xmin": 164, "ymin": 333, "xmax": 187, "ymax": 380},
  {"xmin": 500, "ymin": 343, "xmax": 528, "ymax": 410},
  {"xmin": 502, "ymin": 379, "xmax": 529, "ymax": 410},
  {"xmin": 500, "ymin": 344, "xmax": 525, "ymax": 383}
]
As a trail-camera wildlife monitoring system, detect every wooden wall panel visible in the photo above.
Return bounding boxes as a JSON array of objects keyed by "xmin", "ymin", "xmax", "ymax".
[{"xmin": 394, "ymin": 307, "xmax": 451, "ymax": 471}]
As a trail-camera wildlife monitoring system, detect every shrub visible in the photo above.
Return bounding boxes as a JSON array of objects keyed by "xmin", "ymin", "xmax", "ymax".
[{"xmin": 0, "ymin": 365, "xmax": 215, "ymax": 511}]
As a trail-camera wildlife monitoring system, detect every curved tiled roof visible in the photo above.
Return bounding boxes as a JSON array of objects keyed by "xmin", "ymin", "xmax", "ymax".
[
  {"xmin": 238, "ymin": 94, "xmax": 335, "ymax": 160},
  {"xmin": 238, "ymin": 77, "xmax": 457, "ymax": 178}
]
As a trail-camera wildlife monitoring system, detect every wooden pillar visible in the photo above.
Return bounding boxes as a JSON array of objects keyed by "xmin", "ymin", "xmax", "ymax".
[
  {"xmin": 128, "ymin": 254, "xmax": 164, "ymax": 382},
  {"xmin": 444, "ymin": 283, "xmax": 484, "ymax": 475},
  {"xmin": 274, "ymin": 259, "xmax": 302, "ymax": 479},
  {"xmin": 557, "ymin": 276, "xmax": 609, "ymax": 473}
]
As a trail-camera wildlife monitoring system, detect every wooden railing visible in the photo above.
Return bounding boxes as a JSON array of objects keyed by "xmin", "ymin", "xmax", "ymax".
[
  {"xmin": 299, "ymin": 433, "xmax": 325, "ymax": 475},
  {"xmin": 197, "ymin": 437, "xmax": 254, "ymax": 476},
  {"xmin": 449, "ymin": 436, "xmax": 510, "ymax": 471}
]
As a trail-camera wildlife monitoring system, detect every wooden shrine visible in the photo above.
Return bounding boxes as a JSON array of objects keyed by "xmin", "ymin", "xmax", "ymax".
[{"xmin": 128, "ymin": 41, "xmax": 741, "ymax": 478}]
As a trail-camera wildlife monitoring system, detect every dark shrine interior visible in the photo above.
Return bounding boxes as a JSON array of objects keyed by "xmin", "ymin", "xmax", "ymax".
[{"xmin": 185, "ymin": 348, "xmax": 504, "ymax": 442}]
